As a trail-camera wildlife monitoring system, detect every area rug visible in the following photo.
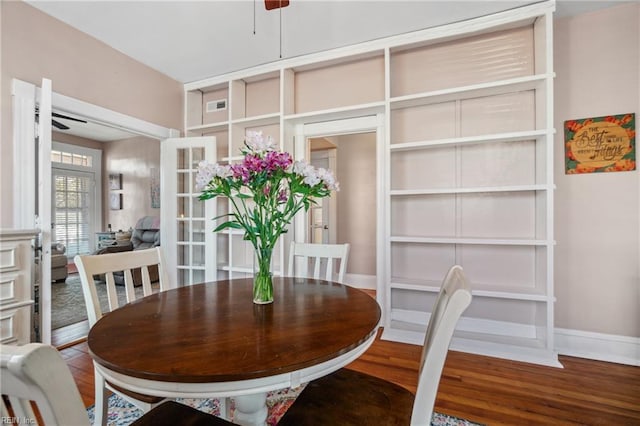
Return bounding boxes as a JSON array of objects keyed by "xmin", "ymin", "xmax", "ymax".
[
  {"xmin": 52, "ymin": 274, "xmax": 152, "ymax": 329},
  {"xmin": 87, "ymin": 386, "xmax": 482, "ymax": 426}
]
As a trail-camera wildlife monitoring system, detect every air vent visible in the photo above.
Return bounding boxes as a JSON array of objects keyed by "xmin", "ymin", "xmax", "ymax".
[{"xmin": 206, "ymin": 99, "xmax": 227, "ymax": 113}]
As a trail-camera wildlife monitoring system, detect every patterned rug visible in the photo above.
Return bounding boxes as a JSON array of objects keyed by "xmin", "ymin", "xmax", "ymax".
[
  {"xmin": 52, "ymin": 274, "xmax": 154, "ymax": 329},
  {"xmin": 87, "ymin": 386, "xmax": 482, "ymax": 425}
]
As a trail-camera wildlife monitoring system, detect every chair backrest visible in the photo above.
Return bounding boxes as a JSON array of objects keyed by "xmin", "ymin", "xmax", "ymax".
[
  {"xmin": 411, "ymin": 265, "xmax": 472, "ymax": 425},
  {"xmin": 287, "ymin": 242, "xmax": 350, "ymax": 283},
  {"xmin": 74, "ymin": 247, "xmax": 170, "ymax": 327},
  {"xmin": 1, "ymin": 343, "xmax": 89, "ymax": 425}
]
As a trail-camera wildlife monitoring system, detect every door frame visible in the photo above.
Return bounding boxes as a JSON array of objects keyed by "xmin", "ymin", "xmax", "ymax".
[
  {"xmin": 294, "ymin": 114, "xmax": 385, "ymax": 294},
  {"xmin": 11, "ymin": 78, "xmax": 179, "ymax": 344}
]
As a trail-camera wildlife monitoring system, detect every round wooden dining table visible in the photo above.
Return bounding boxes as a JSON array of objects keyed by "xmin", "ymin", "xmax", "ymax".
[{"xmin": 87, "ymin": 277, "xmax": 381, "ymax": 426}]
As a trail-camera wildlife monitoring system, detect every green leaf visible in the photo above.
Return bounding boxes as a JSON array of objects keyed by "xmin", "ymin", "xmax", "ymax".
[{"xmin": 214, "ymin": 222, "xmax": 243, "ymax": 232}]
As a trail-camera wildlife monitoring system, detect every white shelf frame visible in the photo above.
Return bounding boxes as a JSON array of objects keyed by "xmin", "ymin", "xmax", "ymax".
[{"xmin": 182, "ymin": 0, "xmax": 558, "ymax": 366}]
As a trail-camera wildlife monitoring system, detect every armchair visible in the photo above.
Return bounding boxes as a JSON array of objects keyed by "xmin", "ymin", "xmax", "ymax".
[
  {"xmin": 94, "ymin": 216, "xmax": 161, "ymax": 286},
  {"xmin": 51, "ymin": 243, "xmax": 68, "ymax": 282}
]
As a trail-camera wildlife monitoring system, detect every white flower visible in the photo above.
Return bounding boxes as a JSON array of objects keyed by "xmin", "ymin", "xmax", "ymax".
[
  {"xmin": 195, "ymin": 161, "xmax": 233, "ymax": 190},
  {"xmin": 196, "ymin": 160, "xmax": 215, "ymax": 190},
  {"xmin": 214, "ymin": 164, "xmax": 233, "ymax": 179},
  {"xmin": 303, "ymin": 174, "xmax": 321, "ymax": 186},
  {"xmin": 319, "ymin": 169, "xmax": 339, "ymax": 191},
  {"xmin": 292, "ymin": 161, "xmax": 339, "ymax": 189},
  {"xmin": 292, "ymin": 160, "xmax": 306, "ymax": 174},
  {"xmin": 246, "ymin": 131, "xmax": 276, "ymax": 153}
]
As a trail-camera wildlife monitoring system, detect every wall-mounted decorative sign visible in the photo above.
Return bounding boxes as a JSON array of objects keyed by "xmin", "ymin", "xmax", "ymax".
[
  {"xmin": 150, "ymin": 167, "xmax": 160, "ymax": 208},
  {"xmin": 565, "ymin": 113, "xmax": 635, "ymax": 174},
  {"xmin": 109, "ymin": 173, "xmax": 123, "ymax": 190},
  {"xmin": 109, "ymin": 192, "xmax": 123, "ymax": 210}
]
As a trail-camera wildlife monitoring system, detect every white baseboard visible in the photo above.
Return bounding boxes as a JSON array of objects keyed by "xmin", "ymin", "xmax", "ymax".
[
  {"xmin": 554, "ymin": 328, "xmax": 640, "ymax": 366},
  {"xmin": 344, "ymin": 273, "xmax": 376, "ymax": 290},
  {"xmin": 386, "ymin": 309, "xmax": 640, "ymax": 366}
]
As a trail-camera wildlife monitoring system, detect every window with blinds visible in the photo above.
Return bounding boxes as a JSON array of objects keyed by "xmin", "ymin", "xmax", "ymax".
[{"xmin": 53, "ymin": 172, "xmax": 92, "ymax": 258}]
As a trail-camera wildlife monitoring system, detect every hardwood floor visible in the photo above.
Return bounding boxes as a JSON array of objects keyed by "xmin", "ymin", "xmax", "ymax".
[
  {"xmin": 60, "ymin": 330, "xmax": 640, "ymax": 425},
  {"xmin": 52, "ymin": 320, "xmax": 90, "ymax": 348}
]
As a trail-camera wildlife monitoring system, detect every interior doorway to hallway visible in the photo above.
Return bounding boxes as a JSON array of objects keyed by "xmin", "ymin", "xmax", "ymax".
[{"xmin": 296, "ymin": 114, "xmax": 383, "ymax": 291}]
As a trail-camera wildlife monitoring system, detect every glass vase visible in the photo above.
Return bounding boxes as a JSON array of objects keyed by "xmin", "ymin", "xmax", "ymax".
[{"xmin": 253, "ymin": 246, "xmax": 274, "ymax": 304}]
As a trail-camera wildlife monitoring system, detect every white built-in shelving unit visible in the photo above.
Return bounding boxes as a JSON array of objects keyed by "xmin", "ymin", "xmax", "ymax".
[{"xmin": 182, "ymin": 1, "xmax": 559, "ymax": 366}]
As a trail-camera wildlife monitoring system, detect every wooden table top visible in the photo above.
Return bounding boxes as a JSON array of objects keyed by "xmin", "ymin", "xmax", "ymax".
[{"xmin": 88, "ymin": 277, "xmax": 381, "ymax": 384}]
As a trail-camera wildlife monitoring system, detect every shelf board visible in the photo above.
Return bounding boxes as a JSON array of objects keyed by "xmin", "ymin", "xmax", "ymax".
[
  {"xmin": 390, "ymin": 129, "xmax": 548, "ymax": 151},
  {"xmin": 389, "ymin": 280, "xmax": 549, "ymax": 302},
  {"xmin": 219, "ymin": 229, "xmax": 245, "ymax": 236},
  {"xmin": 186, "ymin": 121, "xmax": 229, "ymax": 134},
  {"xmin": 176, "ymin": 265, "xmax": 206, "ymax": 271},
  {"xmin": 389, "ymin": 184, "xmax": 549, "ymax": 196},
  {"xmin": 284, "ymin": 101, "xmax": 385, "ymax": 124},
  {"xmin": 390, "ymin": 74, "xmax": 549, "ymax": 109},
  {"xmin": 390, "ymin": 236, "xmax": 550, "ymax": 246},
  {"xmin": 231, "ymin": 112, "xmax": 281, "ymax": 127},
  {"xmin": 382, "ymin": 325, "xmax": 561, "ymax": 367},
  {"xmin": 221, "ymin": 265, "xmax": 253, "ymax": 273}
]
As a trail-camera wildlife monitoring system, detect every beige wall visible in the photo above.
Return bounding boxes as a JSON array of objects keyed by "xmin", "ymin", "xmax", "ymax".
[
  {"xmin": 0, "ymin": 1, "xmax": 183, "ymax": 227},
  {"xmin": 52, "ymin": 131, "xmax": 103, "ymax": 151},
  {"xmin": 554, "ymin": 3, "xmax": 639, "ymax": 337},
  {"xmin": 335, "ymin": 133, "xmax": 377, "ymax": 276},
  {"xmin": 102, "ymin": 137, "xmax": 160, "ymax": 233}
]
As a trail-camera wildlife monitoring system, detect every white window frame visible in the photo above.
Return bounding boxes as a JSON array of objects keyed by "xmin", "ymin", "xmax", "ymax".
[{"xmin": 52, "ymin": 142, "xmax": 102, "ymax": 252}]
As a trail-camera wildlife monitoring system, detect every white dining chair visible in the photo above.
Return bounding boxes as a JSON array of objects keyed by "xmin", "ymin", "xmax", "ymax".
[
  {"xmin": 278, "ymin": 264, "xmax": 472, "ymax": 426},
  {"xmin": 74, "ymin": 247, "xmax": 171, "ymax": 326},
  {"xmin": 74, "ymin": 247, "xmax": 171, "ymax": 426},
  {"xmin": 287, "ymin": 241, "xmax": 350, "ymax": 283},
  {"xmin": 0, "ymin": 343, "xmax": 232, "ymax": 426}
]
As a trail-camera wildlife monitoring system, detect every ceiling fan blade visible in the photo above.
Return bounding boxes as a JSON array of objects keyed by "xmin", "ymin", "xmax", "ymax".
[
  {"xmin": 53, "ymin": 112, "xmax": 87, "ymax": 124},
  {"xmin": 265, "ymin": 0, "xmax": 289, "ymax": 10},
  {"xmin": 52, "ymin": 119, "xmax": 70, "ymax": 130}
]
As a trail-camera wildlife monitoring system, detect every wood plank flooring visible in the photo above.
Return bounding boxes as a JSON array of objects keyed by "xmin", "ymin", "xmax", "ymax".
[{"xmin": 60, "ymin": 330, "xmax": 640, "ymax": 425}]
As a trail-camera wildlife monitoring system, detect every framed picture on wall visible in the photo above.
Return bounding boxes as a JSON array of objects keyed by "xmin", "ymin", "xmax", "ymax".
[
  {"xmin": 564, "ymin": 113, "xmax": 635, "ymax": 174},
  {"xmin": 109, "ymin": 173, "xmax": 122, "ymax": 190},
  {"xmin": 150, "ymin": 167, "xmax": 160, "ymax": 208},
  {"xmin": 109, "ymin": 192, "xmax": 123, "ymax": 210}
]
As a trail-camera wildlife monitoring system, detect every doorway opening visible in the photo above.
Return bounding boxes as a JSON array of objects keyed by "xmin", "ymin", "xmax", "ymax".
[
  {"xmin": 12, "ymin": 78, "xmax": 178, "ymax": 346},
  {"xmin": 296, "ymin": 115, "xmax": 384, "ymax": 292}
]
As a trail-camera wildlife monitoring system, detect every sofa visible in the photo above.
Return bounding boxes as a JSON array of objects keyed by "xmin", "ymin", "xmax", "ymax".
[
  {"xmin": 94, "ymin": 216, "xmax": 160, "ymax": 286},
  {"xmin": 51, "ymin": 243, "xmax": 68, "ymax": 282}
]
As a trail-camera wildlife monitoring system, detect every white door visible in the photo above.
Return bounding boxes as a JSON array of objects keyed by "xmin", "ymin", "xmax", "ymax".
[
  {"xmin": 37, "ymin": 79, "xmax": 53, "ymax": 344},
  {"xmin": 12, "ymin": 78, "xmax": 54, "ymax": 343},
  {"xmin": 309, "ymin": 150, "xmax": 336, "ymax": 244},
  {"xmin": 161, "ymin": 137, "xmax": 217, "ymax": 286},
  {"xmin": 52, "ymin": 168, "xmax": 96, "ymax": 258}
]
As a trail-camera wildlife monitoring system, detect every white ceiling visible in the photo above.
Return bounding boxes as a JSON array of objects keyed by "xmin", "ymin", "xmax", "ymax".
[
  {"xmin": 27, "ymin": 0, "xmax": 625, "ymax": 84},
  {"xmin": 29, "ymin": 0, "xmax": 627, "ymax": 141},
  {"xmin": 52, "ymin": 113, "xmax": 140, "ymax": 142}
]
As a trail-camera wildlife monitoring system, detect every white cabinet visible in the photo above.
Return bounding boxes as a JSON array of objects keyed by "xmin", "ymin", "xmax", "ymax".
[
  {"xmin": 183, "ymin": 2, "xmax": 557, "ymax": 365},
  {"xmin": 0, "ymin": 229, "xmax": 37, "ymax": 345}
]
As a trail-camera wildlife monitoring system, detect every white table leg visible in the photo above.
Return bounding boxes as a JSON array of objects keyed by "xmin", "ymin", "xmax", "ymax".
[{"xmin": 233, "ymin": 393, "xmax": 268, "ymax": 426}]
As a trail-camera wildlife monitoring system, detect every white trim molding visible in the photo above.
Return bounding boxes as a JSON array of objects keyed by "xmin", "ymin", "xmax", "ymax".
[{"xmin": 555, "ymin": 328, "xmax": 640, "ymax": 366}]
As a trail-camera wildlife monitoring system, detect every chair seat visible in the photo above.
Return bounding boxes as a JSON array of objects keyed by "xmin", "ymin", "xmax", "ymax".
[
  {"xmin": 131, "ymin": 401, "xmax": 233, "ymax": 426},
  {"xmin": 278, "ymin": 368, "xmax": 414, "ymax": 426}
]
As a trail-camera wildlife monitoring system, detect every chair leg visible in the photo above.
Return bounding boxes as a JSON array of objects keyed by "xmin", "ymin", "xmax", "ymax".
[{"xmin": 93, "ymin": 367, "xmax": 109, "ymax": 426}]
